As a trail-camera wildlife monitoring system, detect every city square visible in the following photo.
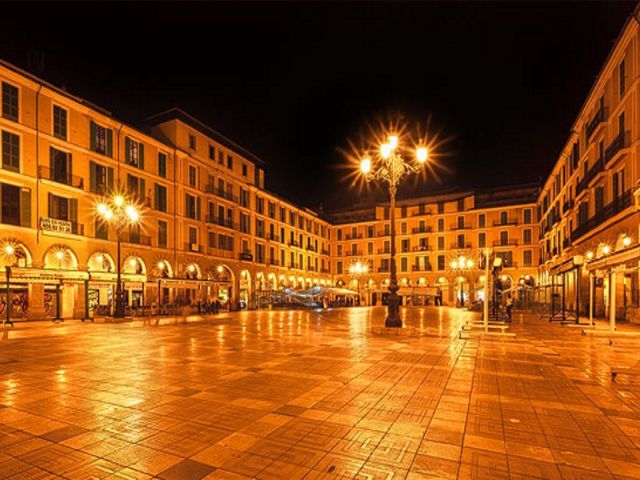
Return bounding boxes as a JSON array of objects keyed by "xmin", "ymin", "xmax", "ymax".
[
  {"xmin": 1, "ymin": 1, "xmax": 640, "ymax": 478},
  {"xmin": 1, "ymin": 308, "xmax": 640, "ymax": 479}
]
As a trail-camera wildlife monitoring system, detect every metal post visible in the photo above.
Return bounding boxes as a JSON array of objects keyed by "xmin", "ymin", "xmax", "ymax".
[
  {"xmin": 84, "ymin": 277, "xmax": 89, "ymax": 321},
  {"xmin": 385, "ymin": 186, "xmax": 402, "ymax": 327},
  {"xmin": 4, "ymin": 266, "xmax": 11, "ymax": 327},
  {"xmin": 575, "ymin": 267, "xmax": 580, "ymax": 324},
  {"xmin": 589, "ymin": 272, "xmax": 594, "ymax": 328},
  {"xmin": 561, "ymin": 272, "xmax": 566, "ymax": 321},
  {"xmin": 114, "ymin": 230, "xmax": 125, "ymax": 318},
  {"xmin": 610, "ymin": 269, "xmax": 617, "ymax": 332},
  {"xmin": 157, "ymin": 278, "xmax": 161, "ymax": 317},
  {"xmin": 55, "ymin": 282, "xmax": 61, "ymax": 321},
  {"xmin": 483, "ymin": 248, "xmax": 489, "ymax": 333}
]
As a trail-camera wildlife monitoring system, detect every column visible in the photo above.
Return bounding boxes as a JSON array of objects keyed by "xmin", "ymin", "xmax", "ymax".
[
  {"xmin": 27, "ymin": 283, "xmax": 47, "ymax": 320},
  {"xmin": 73, "ymin": 283, "xmax": 86, "ymax": 319}
]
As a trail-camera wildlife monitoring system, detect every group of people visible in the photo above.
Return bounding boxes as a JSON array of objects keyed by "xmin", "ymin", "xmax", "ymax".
[{"xmin": 196, "ymin": 299, "xmax": 223, "ymax": 314}]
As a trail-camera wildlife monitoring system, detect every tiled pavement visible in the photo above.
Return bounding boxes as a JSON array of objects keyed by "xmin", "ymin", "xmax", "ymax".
[{"xmin": 1, "ymin": 307, "xmax": 640, "ymax": 479}]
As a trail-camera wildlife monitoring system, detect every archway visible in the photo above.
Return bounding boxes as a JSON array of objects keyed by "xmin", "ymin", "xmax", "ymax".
[
  {"xmin": 43, "ymin": 245, "xmax": 78, "ymax": 270},
  {"xmin": 435, "ymin": 276, "xmax": 450, "ymax": 306},
  {"xmin": 87, "ymin": 251, "xmax": 115, "ymax": 273},
  {"xmin": 213, "ymin": 264, "xmax": 234, "ymax": 310},
  {"xmin": 0, "ymin": 241, "xmax": 32, "ymax": 268},
  {"xmin": 123, "ymin": 255, "xmax": 146, "ymax": 276},
  {"xmin": 122, "ymin": 255, "xmax": 147, "ymax": 308},
  {"xmin": 239, "ymin": 270, "xmax": 251, "ymax": 309}
]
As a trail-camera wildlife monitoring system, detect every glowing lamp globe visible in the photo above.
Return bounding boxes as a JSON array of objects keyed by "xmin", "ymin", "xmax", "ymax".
[
  {"xmin": 416, "ymin": 147, "xmax": 428, "ymax": 163},
  {"xmin": 360, "ymin": 157, "xmax": 372, "ymax": 174}
]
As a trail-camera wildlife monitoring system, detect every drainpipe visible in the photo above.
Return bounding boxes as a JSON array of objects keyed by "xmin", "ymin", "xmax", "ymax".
[{"xmin": 35, "ymin": 83, "xmax": 43, "ymax": 243}]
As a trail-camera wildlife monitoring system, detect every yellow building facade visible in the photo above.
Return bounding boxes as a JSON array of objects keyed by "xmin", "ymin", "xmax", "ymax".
[
  {"xmin": 538, "ymin": 9, "xmax": 640, "ymax": 324},
  {"xmin": 329, "ymin": 187, "xmax": 540, "ymax": 306}
]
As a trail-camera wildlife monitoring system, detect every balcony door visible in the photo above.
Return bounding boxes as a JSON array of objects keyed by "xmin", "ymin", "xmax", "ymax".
[{"xmin": 51, "ymin": 148, "xmax": 71, "ymax": 184}]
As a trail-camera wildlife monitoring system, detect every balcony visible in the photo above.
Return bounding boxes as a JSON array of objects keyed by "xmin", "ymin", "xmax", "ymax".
[
  {"xmin": 206, "ymin": 215, "xmax": 236, "ymax": 229},
  {"xmin": 450, "ymin": 224, "xmax": 472, "ymax": 230},
  {"xmin": 209, "ymin": 186, "xmax": 237, "ymax": 203},
  {"xmin": 576, "ymin": 157, "xmax": 604, "ymax": 195},
  {"xmin": 345, "ymin": 233, "xmax": 363, "ymax": 240},
  {"xmin": 321, "ymin": 249, "xmax": 330, "ymax": 255},
  {"xmin": 39, "ymin": 216, "xmax": 84, "ymax": 236},
  {"xmin": 38, "ymin": 166, "xmax": 84, "ymax": 190},
  {"xmin": 450, "ymin": 242, "xmax": 472, "ymax": 250},
  {"xmin": 377, "ymin": 248, "xmax": 390, "ymax": 254},
  {"xmin": 208, "ymin": 247, "xmax": 234, "ymax": 259},
  {"xmin": 321, "ymin": 267, "xmax": 331, "ymax": 274},
  {"xmin": 563, "ymin": 199, "xmax": 574, "ymax": 212},
  {"xmin": 376, "ymin": 230, "xmax": 391, "ymax": 237},
  {"xmin": 184, "ymin": 242, "xmax": 202, "ymax": 253},
  {"xmin": 377, "ymin": 266, "xmax": 389, "ymax": 273},
  {"xmin": 412, "ymin": 209, "xmax": 432, "ymax": 217},
  {"xmin": 346, "ymin": 250, "xmax": 363, "ymax": 257},
  {"xmin": 306, "ymin": 244, "xmax": 317, "ymax": 252},
  {"xmin": 411, "ymin": 226, "xmax": 432, "ymax": 234},
  {"xmin": 288, "ymin": 240, "xmax": 300, "ymax": 248},
  {"xmin": 493, "ymin": 240, "xmax": 518, "ymax": 247},
  {"xmin": 239, "ymin": 252, "xmax": 253, "ymax": 261},
  {"xmin": 268, "ymin": 258, "xmax": 280, "ymax": 266},
  {"xmin": 604, "ymin": 131, "xmax": 630, "ymax": 166},
  {"xmin": 269, "ymin": 234, "xmax": 280, "ymax": 242},
  {"xmin": 412, "ymin": 245, "xmax": 431, "ymax": 252},
  {"xmin": 585, "ymin": 105, "xmax": 607, "ymax": 140},
  {"xmin": 412, "ymin": 265, "xmax": 432, "ymax": 272},
  {"xmin": 492, "ymin": 220, "xmax": 518, "ymax": 227},
  {"xmin": 289, "ymin": 262, "xmax": 301, "ymax": 269},
  {"xmin": 571, "ymin": 190, "xmax": 632, "ymax": 240}
]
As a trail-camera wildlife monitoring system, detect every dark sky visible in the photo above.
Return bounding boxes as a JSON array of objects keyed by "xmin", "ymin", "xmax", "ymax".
[{"xmin": 0, "ymin": 1, "xmax": 635, "ymax": 209}]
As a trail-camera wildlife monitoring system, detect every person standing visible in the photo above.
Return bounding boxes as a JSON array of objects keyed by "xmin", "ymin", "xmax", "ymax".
[{"xmin": 505, "ymin": 294, "xmax": 513, "ymax": 322}]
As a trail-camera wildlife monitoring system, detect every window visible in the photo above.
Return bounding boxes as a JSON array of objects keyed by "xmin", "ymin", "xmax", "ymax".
[
  {"xmin": 401, "ymin": 239, "xmax": 409, "ymax": 253},
  {"xmin": 437, "ymin": 202, "xmax": 444, "ymax": 214},
  {"xmin": 188, "ymin": 165, "xmax": 197, "ymax": 187},
  {"xmin": 457, "ymin": 216, "xmax": 464, "ymax": 228},
  {"xmin": 595, "ymin": 186, "xmax": 604, "ymax": 212},
  {"xmin": 2, "ymin": 131, "xmax": 20, "ymax": 172},
  {"xmin": 127, "ymin": 174, "xmax": 146, "ymax": 202},
  {"xmin": 154, "ymin": 184, "xmax": 167, "ymax": 212},
  {"xmin": 437, "ymin": 218, "xmax": 444, "ymax": 232},
  {"xmin": 256, "ymin": 197, "xmax": 264, "ymax": 214},
  {"xmin": 95, "ymin": 218, "xmax": 108, "ymax": 240},
  {"xmin": 158, "ymin": 152, "xmax": 167, "ymax": 178},
  {"xmin": 457, "ymin": 199, "xmax": 464, "ymax": 211},
  {"xmin": 337, "ymin": 261, "xmax": 343, "ymax": 274},
  {"xmin": 255, "ymin": 244, "xmax": 265, "ymax": 263},
  {"xmin": 189, "ymin": 134, "xmax": 196, "ymax": 149},
  {"xmin": 437, "ymin": 236, "xmax": 444, "ymax": 250},
  {"xmin": 620, "ymin": 59, "xmax": 626, "ymax": 96},
  {"xmin": 268, "ymin": 201, "xmax": 275, "ymax": 218},
  {"xmin": 185, "ymin": 193, "xmax": 200, "ymax": 220},
  {"xmin": 478, "ymin": 232, "xmax": 486, "ymax": 248},
  {"xmin": 500, "ymin": 231, "xmax": 509, "ymax": 246},
  {"xmin": 457, "ymin": 234, "xmax": 465, "ymax": 249},
  {"xmin": 125, "ymin": 137, "xmax": 144, "ymax": 168},
  {"xmin": 240, "ymin": 188, "xmax": 250, "ymax": 208},
  {"xmin": 158, "ymin": 220, "xmax": 168, "ymax": 248},
  {"xmin": 495, "ymin": 251, "xmax": 513, "ymax": 267},
  {"xmin": 50, "ymin": 147, "xmax": 72, "ymax": 185},
  {"xmin": 209, "ymin": 231, "xmax": 216, "ymax": 248},
  {"xmin": 478, "ymin": 214, "xmax": 485, "ymax": 228},
  {"xmin": 242, "ymin": 163, "xmax": 248, "ymax": 177},
  {"xmin": 239, "ymin": 213, "xmax": 251, "ymax": 233},
  {"xmin": 90, "ymin": 121, "xmax": 113, "ymax": 157},
  {"xmin": 500, "ymin": 211, "xmax": 508, "ymax": 225},
  {"xmin": 48, "ymin": 193, "xmax": 75, "ymax": 222},
  {"xmin": 189, "ymin": 226, "xmax": 198, "ymax": 245},
  {"xmin": 523, "ymin": 229, "xmax": 532, "ymax": 245},
  {"xmin": 209, "ymin": 145, "xmax": 215, "ymax": 160},
  {"xmin": 53, "ymin": 105, "xmax": 67, "ymax": 140},
  {"xmin": 401, "ymin": 257, "xmax": 407, "ymax": 272},
  {"xmin": 437, "ymin": 255, "xmax": 445, "ymax": 271},
  {"xmin": 1, "ymin": 183, "xmax": 30, "ymax": 227},
  {"xmin": 523, "ymin": 250, "xmax": 532, "ymax": 267},
  {"xmin": 218, "ymin": 150, "xmax": 224, "ymax": 165},
  {"xmin": 89, "ymin": 161, "xmax": 113, "ymax": 195},
  {"xmin": 523, "ymin": 208, "xmax": 532, "ymax": 224},
  {"xmin": 1, "ymin": 82, "xmax": 18, "ymax": 121},
  {"xmin": 227, "ymin": 154, "xmax": 233, "ymax": 169}
]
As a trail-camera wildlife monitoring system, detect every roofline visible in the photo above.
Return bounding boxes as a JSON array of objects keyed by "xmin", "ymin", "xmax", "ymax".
[{"xmin": 146, "ymin": 108, "xmax": 266, "ymax": 167}]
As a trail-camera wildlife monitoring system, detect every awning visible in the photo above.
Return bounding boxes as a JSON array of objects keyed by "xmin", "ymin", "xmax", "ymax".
[
  {"xmin": 587, "ymin": 244, "xmax": 640, "ymax": 271},
  {"xmin": 550, "ymin": 255, "xmax": 584, "ymax": 276},
  {"xmin": 397, "ymin": 287, "xmax": 438, "ymax": 296}
]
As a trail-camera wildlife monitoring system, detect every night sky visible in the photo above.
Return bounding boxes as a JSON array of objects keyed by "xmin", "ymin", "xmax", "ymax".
[{"xmin": 0, "ymin": 1, "xmax": 635, "ymax": 210}]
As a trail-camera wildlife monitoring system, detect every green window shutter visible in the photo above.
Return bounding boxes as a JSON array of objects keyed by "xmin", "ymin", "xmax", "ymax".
[
  {"xmin": 185, "ymin": 193, "xmax": 189, "ymax": 217},
  {"xmin": 107, "ymin": 166, "xmax": 114, "ymax": 191},
  {"xmin": 125, "ymin": 137, "xmax": 131, "ymax": 163},
  {"xmin": 47, "ymin": 193, "xmax": 54, "ymax": 218},
  {"xmin": 106, "ymin": 129, "xmax": 113, "ymax": 157},
  {"xmin": 196, "ymin": 197, "xmax": 201, "ymax": 220},
  {"xmin": 140, "ymin": 178, "xmax": 146, "ymax": 202},
  {"xmin": 20, "ymin": 188, "xmax": 31, "ymax": 228},
  {"xmin": 90, "ymin": 122, "xmax": 96, "ymax": 151},
  {"xmin": 154, "ymin": 184, "xmax": 159, "ymax": 210},
  {"xmin": 67, "ymin": 152, "xmax": 73, "ymax": 185},
  {"xmin": 139, "ymin": 143, "xmax": 145, "ymax": 169},
  {"xmin": 89, "ymin": 161, "xmax": 96, "ymax": 193},
  {"xmin": 70, "ymin": 198, "xmax": 78, "ymax": 224}
]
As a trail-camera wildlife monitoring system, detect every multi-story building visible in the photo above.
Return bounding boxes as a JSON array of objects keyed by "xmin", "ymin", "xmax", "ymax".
[
  {"xmin": 538, "ymin": 6, "xmax": 640, "ymax": 324},
  {"xmin": 327, "ymin": 186, "xmax": 540, "ymax": 306},
  {"xmin": 0, "ymin": 61, "xmax": 332, "ymax": 319}
]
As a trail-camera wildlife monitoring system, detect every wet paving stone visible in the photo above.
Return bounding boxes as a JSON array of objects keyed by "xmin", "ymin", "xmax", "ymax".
[{"xmin": 1, "ymin": 307, "xmax": 640, "ymax": 479}]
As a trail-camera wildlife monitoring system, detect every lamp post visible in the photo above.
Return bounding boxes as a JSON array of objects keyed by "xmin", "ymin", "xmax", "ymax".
[
  {"xmin": 348, "ymin": 261, "xmax": 369, "ymax": 306},
  {"xmin": 96, "ymin": 194, "xmax": 140, "ymax": 318},
  {"xmin": 449, "ymin": 254, "xmax": 475, "ymax": 307},
  {"xmin": 359, "ymin": 133, "xmax": 429, "ymax": 327}
]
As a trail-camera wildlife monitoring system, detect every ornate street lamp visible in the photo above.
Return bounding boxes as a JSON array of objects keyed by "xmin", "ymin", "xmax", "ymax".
[
  {"xmin": 449, "ymin": 254, "xmax": 475, "ymax": 307},
  {"xmin": 359, "ymin": 133, "xmax": 429, "ymax": 327},
  {"xmin": 348, "ymin": 260, "xmax": 369, "ymax": 306},
  {"xmin": 96, "ymin": 193, "xmax": 141, "ymax": 318}
]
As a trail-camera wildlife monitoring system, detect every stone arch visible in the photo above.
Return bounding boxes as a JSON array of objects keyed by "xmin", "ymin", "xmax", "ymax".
[
  {"xmin": 123, "ymin": 255, "xmax": 146, "ymax": 276},
  {"xmin": 153, "ymin": 258, "xmax": 173, "ymax": 278},
  {"xmin": 0, "ymin": 240, "xmax": 32, "ymax": 268},
  {"xmin": 239, "ymin": 269, "xmax": 251, "ymax": 309},
  {"xmin": 43, "ymin": 245, "xmax": 78, "ymax": 270},
  {"xmin": 87, "ymin": 251, "xmax": 115, "ymax": 273},
  {"xmin": 185, "ymin": 262, "xmax": 201, "ymax": 280}
]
